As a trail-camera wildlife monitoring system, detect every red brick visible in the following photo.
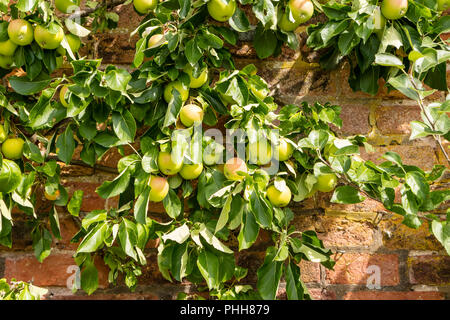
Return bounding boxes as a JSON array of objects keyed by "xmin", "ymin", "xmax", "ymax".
[
  {"xmin": 326, "ymin": 253, "xmax": 399, "ymax": 286},
  {"xmin": 308, "ymin": 288, "xmax": 336, "ymax": 300},
  {"xmin": 343, "ymin": 291, "xmax": 444, "ymax": 300},
  {"xmin": 335, "ymin": 104, "xmax": 371, "ymax": 135},
  {"xmin": 359, "ymin": 145, "xmax": 439, "ymax": 170},
  {"xmin": 291, "ymin": 215, "xmax": 377, "ymax": 248},
  {"xmin": 408, "ymin": 256, "xmax": 450, "ymax": 285},
  {"xmin": 47, "ymin": 293, "xmax": 158, "ymax": 300},
  {"xmin": 4, "ymin": 254, "xmax": 109, "ymax": 288},
  {"xmin": 63, "ymin": 180, "xmax": 118, "ymax": 212},
  {"xmin": 298, "ymin": 260, "xmax": 321, "ymax": 283},
  {"xmin": 376, "ymin": 105, "xmax": 421, "ymax": 135}
]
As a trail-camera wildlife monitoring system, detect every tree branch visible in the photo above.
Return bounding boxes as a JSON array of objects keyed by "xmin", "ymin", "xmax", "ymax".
[{"xmin": 63, "ymin": 0, "xmax": 129, "ymax": 19}]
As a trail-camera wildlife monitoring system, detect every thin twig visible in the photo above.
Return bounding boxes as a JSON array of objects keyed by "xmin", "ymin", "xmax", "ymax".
[{"xmin": 62, "ymin": 0, "xmax": 128, "ymax": 19}]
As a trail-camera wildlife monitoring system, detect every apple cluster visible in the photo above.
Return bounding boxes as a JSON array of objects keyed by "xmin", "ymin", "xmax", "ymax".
[{"xmin": 0, "ymin": 18, "xmax": 81, "ymax": 71}]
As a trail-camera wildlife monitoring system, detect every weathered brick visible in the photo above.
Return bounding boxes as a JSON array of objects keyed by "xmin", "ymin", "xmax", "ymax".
[
  {"xmin": 308, "ymin": 288, "xmax": 337, "ymax": 300},
  {"xmin": 48, "ymin": 293, "xmax": 159, "ymax": 300},
  {"xmin": 298, "ymin": 260, "xmax": 321, "ymax": 283},
  {"xmin": 291, "ymin": 215, "xmax": 377, "ymax": 249},
  {"xmin": 4, "ymin": 254, "xmax": 109, "ymax": 288},
  {"xmin": 379, "ymin": 216, "xmax": 443, "ymax": 251},
  {"xmin": 359, "ymin": 145, "xmax": 439, "ymax": 170},
  {"xmin": 335, "ymin": 103, "xmax": 371, "ymax": 135},
  {"xmin": 376, "ymin": 105, "xmax": 421, "ymax": 135},
  {"xmin": 408, "ymin": 256, "xmax": 450, "ymax": 285},
  {"xmin": 326, "ymin": 253, "xmax": 399, "ymax": 286},
  {"xmin": 343, "ymin": 291, "xmax": 444, "ymax": 300}
]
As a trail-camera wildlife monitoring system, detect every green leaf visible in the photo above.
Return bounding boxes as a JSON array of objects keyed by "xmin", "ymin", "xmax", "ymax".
[
  {"xmin": 249, "ymin": 190, "xmax": 272, "ymax": 228},
  {"xmin": 118, "ymin": 218, "xmax": 138, "ymax": 260},
  {"xmin": 285, "ymin": 261, "xmax": 310, "ymax": 300},
  {"xmin": 197, "ymin": 249, "xmax": 220, "ymax": 290},
  {"xmin": 257, "ymin": 246, "xmax": 283, "ymax": 300},
  {"xmin": 387, "ymin": 74, "xmax": 420, "ymax": 101},
  {"xmin": 112, "ymin": 110, "xmax": 137, "ymax": 144},
  {"xmin": 237, "ymin": 209, "xmax": 259, "ymax": 251},
  {"xmin": 163, "ymin": 188, "xmax": 182, "ymax": 219},
  {"xmin": 77, "ymin": 222, "xmax": 107, "ymax": 253},
  {"xmin": 9, "ymin": 77, "xmax": 51, "ymax": 96},
  {"xmin": 80, "ymin": 259, "xmax": 99, "ymax": 295},
  {"xmin": 105, "ymin": 68, "xmax": 131, "ymax": 92},
  {"xmin": 162, "ymin": 224, "xmax": 190, "ymax": 244},
  {"xmin": 405, "ymin": 171, "xmax": 429, "ymax": 202},
  {"xmin": 134, "ymin": 187, "xmax": 150, "ymax": 224},
  {"xmin": 185, "ymin": 38, "xmax": 202, "ymax": 65},
  {"xmin": 17, "ymin": 0, "xmax": 37, "ymax": 12},
  {"xmin": 215, "ymin": 194, "xmax": 232, "ymax": 233},
  {"xmin": 96, "ymin": 169, "xmax": 131, "ymax": 199},
  {"xmin": 431, "ymin": 220, "xmax": 450, "ymax": 255},
  {"xmin": 374, "ymin": 53, "xmax": 404, "ymax": 68},
  {"xmin": 331, "ymin": 186, "xmax": 365, "ymax": 204},
  {"xmin": 229, "ymin": 7, "xmax": 251, "ymax": 32},
  {"xmin": 199, "ymin": 224, "xmax": 233, "ymax": 254},
  {"xmin": 68, "ymin": 190, "xmax": 83, "ymax": 217},
  {"xmin": 56, "ymin": 126, "xmax": 76, "ymax": 164},
  {"xmin": 253, "ymin": 25, "xmax": 277, "ymax": 59}
]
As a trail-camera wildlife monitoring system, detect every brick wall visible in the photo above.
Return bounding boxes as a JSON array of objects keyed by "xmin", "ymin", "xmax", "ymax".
[{"xmin": 1, "ymin": 3, "xmax": 449, "ymax": 300}]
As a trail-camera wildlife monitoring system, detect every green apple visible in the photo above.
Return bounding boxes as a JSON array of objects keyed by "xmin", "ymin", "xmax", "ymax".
[
  {"xmin": 275, "ymin": 138, "xmax": 294, "ymax": 161},
  {"xmin": 381, "ymin": 0, "xmax": 408, "ymax": 20},
  {"xmin": 179, "ymin": 104, "xmax": 204, "ymax": 127},
  {"xmin": 267, "ymin": 184, "xmax": 292, "ymax": 207},
  {"xmin": 168, "ymin": 174, "xmax": 183, "ymax": 189},
  {"xmin": 0, "ymin": 55, "xmax": 13, "ymax": 70},
  {"xmin": 315, "ymin": 173, "xmax": 338, "ymax": 193},
  {"xmin": 224, "ymin": 157, "xmax": 247, "ymax": 181},
  {"xmin": 2, "ymin": 138, "xmax": 25, "ymax": 160},
  {"xmin": 278, "ymin": 13, "xmax": 300, "ymax": 32},
  {"xmin": 158, "ymin": 151, "xmax": 183, "ymax": 175},
  {"xmin": 247, "ymin": 139, "xmax": 272, "ymax": 165},
  {"xmin": 133, "ymin": 0, "xmax": 158, "ymax": 14},
  {"xmin": 55, "ymin": 0, "xmax": 80, "ymax": 13},
  {"xmin": 34, "ymin": 23, "xmax": 64, "ymax": 50},
  {"xmin": 184, "ymin": 65, "xmax": 208, "ymax": 88},
  {"xmin": 148, "ymin": 175, "xmax": 169, "ymax": 202},
  {"xmin": 180, "ymin": 163, "xmax": 203, "ymax": 180},
  {"xmin": 289, "ymin": 0, "xmax": 314, "ymax": 24},
  {"xmin": 207, "ymin": 0, "xmax": 237, "ymax": 22},
  {"xmin": 7, "ymin": 19, "xmax": 34, "ymax": 46},
  {"xmin": 147, "ymin": 33, "xmax": 167, "ymax": 49},
  {"xmin": 203, "ymin": 143, "xmax": 224, "ymax": 166},
  {"xmin": 164, "ymin": 80, "xmax": 189, "ymax": 103},
  {"xmin": 0, "ymin": 40, "xmax": 17, "ymax": 57}
]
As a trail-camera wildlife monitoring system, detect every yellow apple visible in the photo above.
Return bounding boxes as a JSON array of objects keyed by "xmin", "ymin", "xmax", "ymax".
[
  {"xmin": 207, "ymin": 0, "xmax": 237, "ymax": 22},
  {"xmin": 2, "ymin": 138, "xmax": 25, "ymax": 160},
  {"xmin": 315, "ymin": 173, "xmax": 338, "ymax": 193},
  {"xmin": 148, "ymin": 175, "xmax": 169, "ymax": 202},
  {"xmin": 266, "ymin": 184, "xmax": 292, "ymax": 207},
  {"xmin": 224, "ymin": 157, "xmax": 247, "ymax": 181},
  {"xmin": 381, "ymin": 0, "xmax": 408, "ymax": 20},
  {"xmin": 34, "ymin": 23, "xmax": 64, "ymax": 50},
  {"xmin": 247, "ymin": 139, "xmax": 272, "ymax": 165},
  {"xmin": 180, "ymin": 163, "xmax": 203, "ymax": 180},
  {"xmin": 179, "ymin": 104, "xmax": 204, "ymax": 127},
  {"xmin": 157, "ymin": 151, "xmax": 183, "ymax": 175},
  {"xmin": 184, "ymin": 65, "xmax": 208, "ymax": 88},
  {"xmin": 275, "ymin": 138, "xmax": 294, "ymax": 161},
  {"xmin": 7, "ymin": 19, "xmax": 34, "ymax": 46}
]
